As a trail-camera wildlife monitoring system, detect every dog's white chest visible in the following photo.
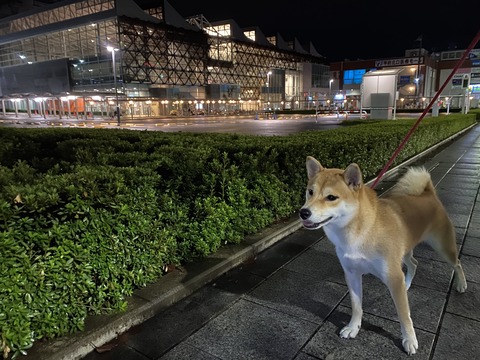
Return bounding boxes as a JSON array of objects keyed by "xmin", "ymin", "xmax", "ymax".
[
  {"xmin": 337, "ymin": 249, "xmax": 385, "ymax": 278},
  {"xmin": 325, "ymin": 227, "xmax": 386, "ymax": 278}
]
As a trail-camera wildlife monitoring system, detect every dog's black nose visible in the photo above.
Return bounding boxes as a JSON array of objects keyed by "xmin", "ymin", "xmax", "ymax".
[{"xmin": 299, "ymin": 208, "xmax": 311, "ymax": 220}]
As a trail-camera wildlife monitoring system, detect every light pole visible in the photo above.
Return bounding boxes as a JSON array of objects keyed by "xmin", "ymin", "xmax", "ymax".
[
  {"xmin": 415, "ymin": 35, "xmax": 422, "ymax": 106},
  {"xmin": 266, "ymin": 71, "xmax": 272, "ymax": 108},
  {"xmin": 107, "ymin": 46, "xmax": 120, "ymax": 125},
  {"xmin": 329, "ymin": 79, "xmax": 334, "ymax": 108}
]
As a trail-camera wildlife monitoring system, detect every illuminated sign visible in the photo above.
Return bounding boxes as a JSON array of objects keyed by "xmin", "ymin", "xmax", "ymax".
[
  {"xmin": 471, "ymin": 73, "xmax": 480, "ymax": 84},
  {"xmin": 375, "ymin": 57, "xmax": 422, "ymax": 67},
  {"xmin": 399, "ymin": 75, "xmax": 411, "ymax": 85}
]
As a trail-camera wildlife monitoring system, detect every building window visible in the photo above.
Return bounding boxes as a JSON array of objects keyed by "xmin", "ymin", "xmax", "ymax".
[{"xmin": 344, "ymin": 69, "xmax": 366, "ymax": 85}]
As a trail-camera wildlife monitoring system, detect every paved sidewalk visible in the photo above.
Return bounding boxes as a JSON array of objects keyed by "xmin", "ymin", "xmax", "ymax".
[{"xmin": 26, "ymin": 124, "xmax": 480, "ymax": 360}]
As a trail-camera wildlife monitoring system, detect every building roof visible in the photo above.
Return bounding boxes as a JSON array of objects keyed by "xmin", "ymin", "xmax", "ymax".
[{"xmin": 364, "ymin": 68, "xmax": 404, "ymax": 77}]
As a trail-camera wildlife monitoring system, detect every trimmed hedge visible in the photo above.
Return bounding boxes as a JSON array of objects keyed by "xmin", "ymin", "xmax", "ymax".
[{"xmin": 0, "ymin": 113, "xmax": 477, "ymax": 359}]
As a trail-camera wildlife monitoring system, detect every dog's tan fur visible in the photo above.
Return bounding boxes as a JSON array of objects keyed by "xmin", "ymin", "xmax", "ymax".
[{"xmin": 299, "ymin": 156, "xmax": 467, "ymax": 355}]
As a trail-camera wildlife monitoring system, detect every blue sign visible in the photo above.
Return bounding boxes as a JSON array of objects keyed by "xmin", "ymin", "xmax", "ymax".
[{"xmin": 400, "ymin": 75, "xmax": 411, "ymax": 85}]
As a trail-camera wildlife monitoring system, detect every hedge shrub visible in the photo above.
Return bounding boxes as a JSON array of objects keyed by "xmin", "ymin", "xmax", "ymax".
[{"xmin": 0, "ymin": 114, "xmax": 477, "ymax": 359}]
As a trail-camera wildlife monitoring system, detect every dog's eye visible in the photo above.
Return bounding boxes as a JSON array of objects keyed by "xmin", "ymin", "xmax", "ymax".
[
  {"xmin": 308, "ymin": 189, "xmax": 314, "ymax": 196},
  {"xmin": 326, "ymin": 195, "xmax": 338, "ymax": 201}
]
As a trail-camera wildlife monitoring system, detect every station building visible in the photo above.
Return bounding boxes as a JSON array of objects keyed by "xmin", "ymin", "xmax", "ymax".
[
  {"xmin": 0, "ymin": 0, "xmax": 330, "ymax": 119},
  {"xmin": 330, "ymin": 47, "xmax": 480, "ymax": 111}
]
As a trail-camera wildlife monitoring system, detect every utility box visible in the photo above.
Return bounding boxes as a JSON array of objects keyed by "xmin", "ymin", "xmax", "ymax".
[
  {"xmin": 361, "ymin": 69, "xmax": 402, "ymax": 120},
  {"xmin": 432, "ymin": 102, "xmax": 439, "ymax": 117},
  {"xmin": 370, "ymin": 93, "xmax": 392, "ymax": 119}
]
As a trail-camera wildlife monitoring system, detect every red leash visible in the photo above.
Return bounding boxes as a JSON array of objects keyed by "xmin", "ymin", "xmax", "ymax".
[{"xmin": 370, "ymin": 30, "xmax": 480, "ymax": 189}]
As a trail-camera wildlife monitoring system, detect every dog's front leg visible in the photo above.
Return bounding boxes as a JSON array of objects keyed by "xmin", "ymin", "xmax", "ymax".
[
  {"xmin": 387, "ymin": 271, "xmax": 418, "ymax": 355},
  {"xmin": 340, "ymin": 269, "xmax": 363, "ymax": 339}
]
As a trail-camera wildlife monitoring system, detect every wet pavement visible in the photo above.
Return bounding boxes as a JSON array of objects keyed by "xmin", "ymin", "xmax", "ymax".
[{"xmin": 0, "ymin": 112, "xmax": 369, "ymax": 135}]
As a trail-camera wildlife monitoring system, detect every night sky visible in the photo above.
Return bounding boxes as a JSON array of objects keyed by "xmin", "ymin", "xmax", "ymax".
[{"xmin": 169, "ymin": 0, "xmax": 480, "ymax": 63}]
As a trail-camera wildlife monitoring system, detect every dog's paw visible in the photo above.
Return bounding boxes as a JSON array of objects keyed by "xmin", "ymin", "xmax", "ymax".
[
  {"xmin": 340, "ymin": 324, "xmax": 360, "ymax": 339},
  {"xmin": 402, "ymin": 337, "xmax": 418, "ymax": 355},
  {"xmin": 455, "ymin": 279, "xmax": 467, "ymax": 293}
]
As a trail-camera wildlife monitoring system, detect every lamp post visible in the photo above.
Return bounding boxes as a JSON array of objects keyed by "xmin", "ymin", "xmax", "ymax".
[
  {"xmin": 266, "ymin": 71, "xmax": 272, "ymax": 108},
  {"xmin": 415, "ymin": 35, "xmax": 422, "ymax": 106},
  {"xmin": 107, "ymin": 46, "xmax": 120, "ymax": 126}
]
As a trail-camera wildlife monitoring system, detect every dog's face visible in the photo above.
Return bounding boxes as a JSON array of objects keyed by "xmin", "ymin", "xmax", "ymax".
[{"xmin": 299, "ymin": 156, "xmax": 363, "ymax": 230}]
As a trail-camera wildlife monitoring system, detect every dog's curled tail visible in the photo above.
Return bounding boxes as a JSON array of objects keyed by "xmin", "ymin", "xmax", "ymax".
[{"xmin": 390, "ymin": 167, "xmax": 435, "ymax": 196}]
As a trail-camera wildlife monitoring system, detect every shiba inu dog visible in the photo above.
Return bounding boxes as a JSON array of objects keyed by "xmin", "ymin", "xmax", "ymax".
[{"xmin": 299, "ymin": 156, "xmax": 467, "ymax": 355}]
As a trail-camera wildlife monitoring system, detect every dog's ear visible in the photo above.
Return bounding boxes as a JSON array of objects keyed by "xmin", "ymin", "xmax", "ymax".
[
  {"xmin": 344, "ymin": 163, "xmax": 363, "ymax": 189},
  {"xmin": 306, "ymin": 156, "xmax": 323, "ymax": 179}
]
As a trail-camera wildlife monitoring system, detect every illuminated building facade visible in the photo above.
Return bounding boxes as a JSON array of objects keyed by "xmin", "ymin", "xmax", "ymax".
[
  {"xmin": 0, "ymin": 0, "xmax": 329, "ymax": 118},
  {"xmin": 330, "ymin": 48, "xmax": 480, "ymax": 111}
]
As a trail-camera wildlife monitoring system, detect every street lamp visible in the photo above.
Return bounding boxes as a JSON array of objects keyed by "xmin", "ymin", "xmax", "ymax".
[
  {"xmin": 266, "ymin": 71, "xmax": 272, "ymax": 107},
  {"xmin": 107, "ymin": 46, "xmax": 120, "ymax": 126},
  {"xmin": 414, "ymin": 35, "xmax": 423, "ymax": 106},
  {"xmin": 328, "ymin": 79, "xmax": 334, "ymax": 109}
]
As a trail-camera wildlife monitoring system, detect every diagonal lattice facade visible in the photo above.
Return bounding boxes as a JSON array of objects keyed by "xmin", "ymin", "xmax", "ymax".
[
  {"xmin": 0, "ymin": 0, "xmax": 329, "ymax": 116},
  {"xmin": 120, "ymin": 17, "xmax": 208, "ymax": 87},
  {"xmin": 118, "ymin": 15, "xmax": 322, "ymax": 102}
]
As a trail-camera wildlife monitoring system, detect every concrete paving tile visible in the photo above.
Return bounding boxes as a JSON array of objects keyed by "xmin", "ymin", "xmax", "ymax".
[
  {"xmin": 120, "ymin": 286, "xmax": 240, "ymax": 359},
  {"xmin": 458, "ymin": 156, "xmax": 480, "ymax": 165},
  {"xmin": 245, "ymin": 268, "xmax": 347, "ymax": 324},
  {"xmin": 285, "ymin": 240, "xmax": 346, "ymax": 286},
  {"xmin": 462, "ymin": 236, "xmax": 480, "ymax": 257},
  {"xmin": 184, "ymin": 299, "xmax": 318, "ymax": 360},
  {"xmin": 436, "ymin": 179, "xmax": 480, "ymax": 190},
  {"xmin": 437, "ymin": 193, "xmax": 476, "ymax": 215},
  {"xmin": 414, "ymin": 241, "xmax": 461, "ymax": 261},
  {"xmin": 459, "ymin": 254, "xmax": 480, "ymax": 284},
  {"xmin": 433, "ymin": 154, "xmax": 463, "ymax": 162},
  {"xmin": 405, "ymin": 257, "xmax": 455, "ymax": 293},
  {"xmin": 430, "ymin": 313, "xmax": 480, "ymax": 360},
  {"xmin": 436, "ymin": 175, "xmax": 480, "ymax": 190},
  {"xmin": 158, "ymin": 343, "xmax": 218, "ymax": 360},
  {"xmin": 449, "ymin": 162, "xmax": 480, "ymax": 170},
  {"xmin": 429, "ymin": 170, "xmax": 445, "ymax": 185},
  {"xmin": 240, "ymin": 227, "xmax": 324, "ymax": 278},
  {"xmin": 455, "ymin": 226, "xmax": 468, "ymax": 244},
  {"xmin": 446, "ymin": 281, "xmax": 480, "ymax": 321},
  {"xmin": 447, "ymin": 213, "xmax": 471, "ymax": 229},
  {"xmin": 303, "ymin": 306, "xmax": 433, "ymax": 359},
  {"xmin": 340, "ymin": 276, "xmax": 446, "ymax": 333},
  {"xmin": 443, "ymin": 168, "xmax": 480, "ymax": 176},
  {"xmin": 82, "ymin": 345, "xmax": 150, "ymax": 360},
  {"xmin": 469, "ymin": 209, "xmax": 480, "ymax": 223},
  {"xmin": 210, "ymin": 267, "xmax": 266, "ymax": 294},
  {"xmin": 293, "ymin": 352, "xmax": 319, "ymax": 360},
  {"xmin": 465, "ymin": 219, "xmax": 480, "ymax": 239},
  {"xmin": 467, "ymin": 209, "xmax": 480, "ymax": 232},
  {"xmin": 429, "ymin": 163, "xmax": 451, "ymax": 171}
]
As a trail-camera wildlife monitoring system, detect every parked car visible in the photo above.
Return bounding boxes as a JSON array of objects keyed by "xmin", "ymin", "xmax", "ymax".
[{"xmin": 169, "ymin": 109, "xmax": 178, "ymax": 116}]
